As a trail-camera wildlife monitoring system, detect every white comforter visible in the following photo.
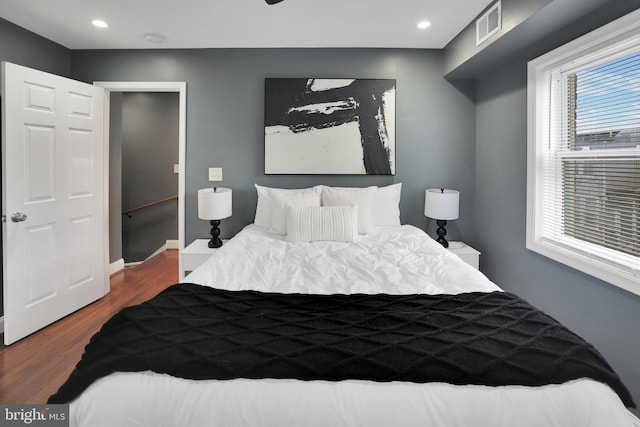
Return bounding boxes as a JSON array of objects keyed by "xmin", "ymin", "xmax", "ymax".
[
  {"xmin": 186, "ymin": 224, "xmax": 501, "ymax": 295},
  {"xmin": 69, "ymin": 225, "xmax": 635, "ymax": 427}
]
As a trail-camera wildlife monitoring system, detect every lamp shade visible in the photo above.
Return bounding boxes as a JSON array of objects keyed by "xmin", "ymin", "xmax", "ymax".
[
  {"xmin": 424, "ymin": 188, "xmax": 459, "ymax": 220},
  {"xmin": 198, "ymin": 187, "xmax": 232, "ymax": 220}
]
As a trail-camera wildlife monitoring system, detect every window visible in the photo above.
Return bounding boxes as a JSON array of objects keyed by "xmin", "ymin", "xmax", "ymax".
[{"xmin": 527, "ymin": 9, "xmax": 640, "ymax": 296}]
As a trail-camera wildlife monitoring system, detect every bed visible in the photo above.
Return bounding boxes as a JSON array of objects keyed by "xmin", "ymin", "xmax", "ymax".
[{"xmin": 50, "ymin": 184, "xmax": 636, "ymax": 426}]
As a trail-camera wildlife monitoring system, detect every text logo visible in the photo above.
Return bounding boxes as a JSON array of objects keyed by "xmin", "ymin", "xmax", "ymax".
[{"xmin": 0, "ymin": 405, "xmax": 68, "ymax": 427}]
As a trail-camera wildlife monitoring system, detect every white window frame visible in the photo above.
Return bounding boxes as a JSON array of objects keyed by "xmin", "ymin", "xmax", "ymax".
[{"xmin": 527, "ymin": 8, "xmax": 640, "ymax": 297}]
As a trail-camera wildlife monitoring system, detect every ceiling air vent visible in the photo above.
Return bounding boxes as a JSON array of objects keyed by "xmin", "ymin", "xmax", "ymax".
[{"xmin": 476, "ymin": 1, "xmax": 502, "ymax": 46}]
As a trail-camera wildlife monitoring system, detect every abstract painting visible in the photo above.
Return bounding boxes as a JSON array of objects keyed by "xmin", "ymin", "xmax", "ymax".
[{"xmin": 264, "ymin": 78, "xmax": 396, "ymax": 175}]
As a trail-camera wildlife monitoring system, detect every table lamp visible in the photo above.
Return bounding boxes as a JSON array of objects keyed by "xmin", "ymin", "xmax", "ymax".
[
  {"xmin": 198, "ymin": 187, "xmax": 232, "ymax": 248},
  {"xmin": 424, "ymin": 188, "xmax": 459, "ymax": 248}
]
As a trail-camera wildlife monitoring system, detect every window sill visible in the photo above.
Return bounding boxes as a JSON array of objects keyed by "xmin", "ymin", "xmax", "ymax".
[{"xmin": 526, "ymin": 236, "xmax": 640, "ymax": 297}]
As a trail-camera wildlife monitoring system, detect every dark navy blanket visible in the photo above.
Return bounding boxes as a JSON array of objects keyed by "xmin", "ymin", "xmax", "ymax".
[{"xmin": 49, "ymin": 283, "xmax": 634, "ymax": 407}]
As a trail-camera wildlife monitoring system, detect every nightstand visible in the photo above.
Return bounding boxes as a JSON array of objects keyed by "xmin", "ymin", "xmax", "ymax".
[
  {"xmin": 447, "ymin": 241, "xmax": 481, "ymax": 270},
  {"xmin": 181, "ymin": 239, "xmax": 221, "ymax": 277}
]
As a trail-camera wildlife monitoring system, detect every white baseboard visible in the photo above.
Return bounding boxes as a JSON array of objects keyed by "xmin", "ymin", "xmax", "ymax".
[
  {"xmin": 123, "ymin": 240, "xmax": 178, "ymax": 267},
  {"xmin": 124, "ymin": 261, "xmax": 143, "ymax": 267},
  {"xmin": 147, "ymin": 240, "xmax": 179, "ymax": 259},
  {"xmin": 109, "ymin": 258, "xmax": 125, "ymax": 276},
  {"xmin": 147, "ymin": 244, "xmax": 167, "ymax": 261}
]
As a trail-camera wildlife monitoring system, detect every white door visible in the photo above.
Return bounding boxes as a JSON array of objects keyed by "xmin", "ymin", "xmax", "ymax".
[{"xmin": 2, "ymin": 62, "xmax": 108, "ymax": 345}]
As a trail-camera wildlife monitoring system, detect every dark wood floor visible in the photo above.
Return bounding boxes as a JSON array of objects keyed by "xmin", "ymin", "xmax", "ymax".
[{"xmin": 0, "ymin": 250, "xmax": 179, "ymax": 403}]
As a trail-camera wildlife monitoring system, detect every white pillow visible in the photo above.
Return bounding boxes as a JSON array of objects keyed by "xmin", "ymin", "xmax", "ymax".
[
  {"xmin": 373, "ymin": 183, "xmax": 402, "ymax": 226},
  {"xmin": 322, "ymin": 186, "xmax": 376, "ymax": 234},
  {"xmin": 286, "ymin": 205, "xmax": 357, "ymax": 243},
  {"xmin": 254, "ymin": 184, "xmax": 321, "ymax": 227},
  {"xmin": 269, "ymin": 190, "xmax": 321, "ymax": 235}
]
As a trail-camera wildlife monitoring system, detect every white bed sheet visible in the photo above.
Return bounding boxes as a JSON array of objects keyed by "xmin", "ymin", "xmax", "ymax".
[{"xmin": 69, "ymin": 225, "xmax": 635, "ymax": 427}]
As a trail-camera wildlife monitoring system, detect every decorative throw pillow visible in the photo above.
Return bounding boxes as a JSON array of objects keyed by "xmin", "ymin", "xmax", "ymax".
[
  {"xmin": 286, "ymin": 205, "xmax": 357, "ymax": 243},
  {"xmin": 269, "ymin": 190, "xmax": 321, "ymax": 235},
  {"xmin": 321, "ymin": 186, "xmax": 376, "ymax": 234}
]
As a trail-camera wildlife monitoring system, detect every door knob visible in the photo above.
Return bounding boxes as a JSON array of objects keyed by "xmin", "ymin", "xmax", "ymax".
[{"xmin": 11, "ymin": 212, "xmax": 27, "ymax": 223}]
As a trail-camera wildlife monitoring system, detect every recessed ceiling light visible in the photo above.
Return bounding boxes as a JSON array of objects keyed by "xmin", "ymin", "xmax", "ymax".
[
  {"xmin": 91, "ymin": 19, "xmax": 108, "ymax": 28},
  {"xmin": 417, "ymin": 21, "xmax": 431, "ymax": 29},
  {"xmin": 144, "ymin": 33, "xmax": 166, "ymax": 44}
]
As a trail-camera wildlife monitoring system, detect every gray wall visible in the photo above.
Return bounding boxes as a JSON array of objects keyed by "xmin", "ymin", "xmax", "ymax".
[
  {"xmin": 70, "ymin": 49, "xmax": 478, "ymax": 245},
  {"xmin": 470, "ymin": 0, "xmax": 640, "ymax": 415},
  {"xmin": 0, "ymin": 17, "xmax": 71, "ymax": 317},
  {"xmin": 0, "ymin": 17, "xmax": 70, "ymax": 82},
  {"xmin": 121, "ymin": 92, "xmax": 179, "ymax": 262}
]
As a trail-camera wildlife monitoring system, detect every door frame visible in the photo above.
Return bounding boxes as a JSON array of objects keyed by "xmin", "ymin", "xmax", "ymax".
[{"xmin": 95, "ymin": 81, "xmax": 187, "ymax": 283}]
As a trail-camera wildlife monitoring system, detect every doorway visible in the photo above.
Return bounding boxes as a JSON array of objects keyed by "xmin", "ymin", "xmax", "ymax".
[{"xmin": 95, "ymin": 82, "xmax": 187, "ymax": 278}]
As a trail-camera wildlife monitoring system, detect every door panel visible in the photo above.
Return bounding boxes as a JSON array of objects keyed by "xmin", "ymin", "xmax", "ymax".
[{"xmin": 2, "ymin": 61, "xmax": 107, "ymax": 344}]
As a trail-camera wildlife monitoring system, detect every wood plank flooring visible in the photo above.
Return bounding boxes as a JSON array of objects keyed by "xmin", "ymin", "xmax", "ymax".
[{"xmin": 0, "ymin": 250, "xmax": 179, "ymax": 404}]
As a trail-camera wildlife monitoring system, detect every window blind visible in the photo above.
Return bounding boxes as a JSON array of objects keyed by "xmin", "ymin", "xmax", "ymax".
[
  {"xmin": 573, "ymin": 50, "xmax": 640, "ymax": 149},
  {"xmin": 562, "ymin": 158, "xmax": 640, "ymax": 257},
  {"xmin": 540, "ymin": 45, "xmax": 640, "ymax": 260},
  {"xmin": 563, "ymin": 51, "xmax": 640, "ymax": 257}
]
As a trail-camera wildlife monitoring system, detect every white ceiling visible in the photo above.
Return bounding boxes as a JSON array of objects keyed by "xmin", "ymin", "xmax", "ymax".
[{"xmin": 0, "ymin": 0, "xmax": 495, "ymax": 50}]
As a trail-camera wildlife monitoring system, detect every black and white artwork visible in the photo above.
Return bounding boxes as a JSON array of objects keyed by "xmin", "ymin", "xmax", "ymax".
[{"xmin": 264, "ymin": 78, "xmax": 396, "ymax": 175}]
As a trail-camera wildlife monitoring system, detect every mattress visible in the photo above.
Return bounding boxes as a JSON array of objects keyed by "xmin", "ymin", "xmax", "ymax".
[{"xmin": 66, "ymin": 225, "xmax": 635, "ymax": 427}]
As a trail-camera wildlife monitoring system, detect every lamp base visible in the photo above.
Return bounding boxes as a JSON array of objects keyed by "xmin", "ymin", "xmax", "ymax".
[
  {"xmin": 208, "ymin": 220, "xmax": 223, "ymax": 248},
  {"xmin": 435, "ymin": 219, "xmax": 449, "ymax": 248}
]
